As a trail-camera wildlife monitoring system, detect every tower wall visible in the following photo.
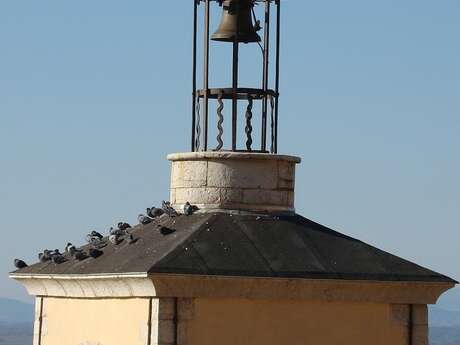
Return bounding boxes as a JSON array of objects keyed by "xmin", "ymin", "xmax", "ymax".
[{"xmin": 168, "ymin": 152, "xmax": 301, "ymax": 213}]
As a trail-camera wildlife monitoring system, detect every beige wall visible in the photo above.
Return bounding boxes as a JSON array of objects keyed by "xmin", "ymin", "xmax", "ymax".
[
  {"xmin": 182, "ymin": 299, "xmax": 414, "ymax": 345},
  {"xmin": 35, "ymin": 296, "xmax": 427, "ymax": 345},
  {"xmin": 40, "ymin": 297, "xmax": 152, "ymax": 345}
]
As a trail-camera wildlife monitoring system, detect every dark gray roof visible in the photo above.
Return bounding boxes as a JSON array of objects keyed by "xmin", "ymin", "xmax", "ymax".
[{"xmin": 12, "ymin": 213, "xmax": 457, "ymax": 283}]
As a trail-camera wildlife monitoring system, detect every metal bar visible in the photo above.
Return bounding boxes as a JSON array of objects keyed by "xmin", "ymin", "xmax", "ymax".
[
  {"xmin": 261, "ymin": 0, "xmax": 270, "ymax": 152},
  {"xmin": 203, "ymin": 0, "xmax": 210, "ymax": 151},
  {"xmin": 191, "ymin": 0, "xmax": 198, "ymax": 151},
  {"xmin": 232, "ymin": 39, "xmax": 239, "ymax": 151},
  {"xmin": 274, "ymin": 0, "xmax": 281, "ymax": 153},
  {"xmin": 215, "ymin": 90, "xmax": 224, "ymax": 151}
]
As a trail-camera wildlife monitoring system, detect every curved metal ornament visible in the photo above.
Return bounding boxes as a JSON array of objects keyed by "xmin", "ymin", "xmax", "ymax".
[
  {"xmin": 245, "ymin": 96, "xmax": 253, "ymax": 151},
  {"xmin": 195, "ymin": 95, "xmax": 201, "ymax": 151},
  {"xmin": 269, "ymin": 95, "xmax": 275, "ymax": 153},
  {"xmin": 215, "ymin": 90, "xmax": 224, "ymax": 151}
]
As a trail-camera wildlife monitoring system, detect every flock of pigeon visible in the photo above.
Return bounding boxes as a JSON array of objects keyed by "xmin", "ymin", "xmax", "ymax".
[{"xmin": 13, "ymin": 201, "xmax": 199, "ymax": 270}]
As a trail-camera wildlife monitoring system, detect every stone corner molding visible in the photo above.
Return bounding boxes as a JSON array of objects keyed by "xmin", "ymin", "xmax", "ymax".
[
  {"xmin": 10, "ymin": 272, "xmax": 455, "ymax": 304},
  {"xmin": 9, "ymin": 273, "xmax": 156, "ymax": 298}
]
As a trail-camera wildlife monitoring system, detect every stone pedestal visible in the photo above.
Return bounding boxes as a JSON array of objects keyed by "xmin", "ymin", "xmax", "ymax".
[{"xmin": 168, "ymin": 152, "xmax": 301, "ymax": 213}]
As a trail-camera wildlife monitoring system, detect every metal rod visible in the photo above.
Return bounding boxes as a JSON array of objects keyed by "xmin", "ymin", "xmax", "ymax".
[
  {"xmin": 203, "ymin": 0, "xmax": 210, "ymax": 151},
  {"xmin": 261, "ymin": 0, "xmax": 270, "ymax": 152},
  {"xmin": 274, "ymin": 0, "xmax": 281, "ymax": 154},
  {"xmin": 191, "ymin": 0, "xmax": 198, "ymax": 152},
  {"xmin": 232, "ymin": 39, "xmax": 239, "ymax": 151}
]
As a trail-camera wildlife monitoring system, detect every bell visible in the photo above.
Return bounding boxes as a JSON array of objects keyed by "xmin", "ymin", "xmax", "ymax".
[{"xmin": 211, "ymin": 0, "xmax": 261, "ymax": 43}]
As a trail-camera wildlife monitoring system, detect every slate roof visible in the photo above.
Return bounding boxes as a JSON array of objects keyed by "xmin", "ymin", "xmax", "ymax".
[{"xmin": 12, "ymin": 213, "xmax": 457, "ymax": 283}]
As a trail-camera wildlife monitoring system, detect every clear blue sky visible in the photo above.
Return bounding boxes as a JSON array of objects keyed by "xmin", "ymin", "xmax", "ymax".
[{"xmin": 1, "ymin": 1, "xmax": 459, "ymax": 304}]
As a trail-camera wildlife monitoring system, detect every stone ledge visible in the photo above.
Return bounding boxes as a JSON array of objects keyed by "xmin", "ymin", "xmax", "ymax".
[{"xmin": 168, "ymin": 152, "xmax": 301, "ymax": 163}]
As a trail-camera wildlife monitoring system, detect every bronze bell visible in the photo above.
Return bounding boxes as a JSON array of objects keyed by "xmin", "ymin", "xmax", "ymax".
[{"xmin": 211, "ymin": 0, "xmax": 261, "ymax": 43}]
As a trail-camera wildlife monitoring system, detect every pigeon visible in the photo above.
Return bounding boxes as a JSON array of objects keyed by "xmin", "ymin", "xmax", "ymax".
[
  {"xmin": 109, "ymin": 234, "xmax": 122, "ymax": 245},
  {"xmin": 138, "ymin": 214, "xmax": 153, "ymax": 225},
  {"xmin": 183, "ymin": 202, "xmax": 199, "ymax": 216},
  {"xmin": 117, "ymin": 222, "xmax": 131, "ymax": 231},
  {"xmin": 162, "ymin": 201, "xmax": 179, "ymax": 217},
  {"xmin": 91, "ymin": 230, "xmax": 103, "ymax": 240},
  {"xmin": 65, "ymin": 243, "xmax": 76, "ymax": 254},
  {"xmin": 74, "ymin": 250, "xmax": 87, "ymax": 261},
  {"xmin": 89, "ymin": 248, "xmax": 103, "ymax": 259},
  {"xmin": 38, "ymin": 250, "xmax": 52, "ymax": 263},
  {"xmin": 51, "ymin": 249, "xmax": 63, "ymax": 257},
  {"xmin": 52, "ymin": 254, "xmax": 66, "ymax": 265},
  {"xmin": 14, "ymin": 259, "xmax": 28, "ymax": 269},
  {"xmin": 147, "ymin": 207, "xmax": 164, "ymax": 218},
  {"xmin": 86, "ymin": 233, "xmax": 106, "ymax": 249},
  {"xmin": 68, "ymin": 247, "xmax": 87, "ymax": 261}
]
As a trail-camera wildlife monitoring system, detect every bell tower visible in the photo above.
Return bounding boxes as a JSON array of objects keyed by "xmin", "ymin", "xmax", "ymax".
[{"xmin": 192, "ymin": 0, "xmax": 281, "ymax": 153}]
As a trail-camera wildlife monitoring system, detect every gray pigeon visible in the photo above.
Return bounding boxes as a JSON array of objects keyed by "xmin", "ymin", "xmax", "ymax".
[
  {"xmin": 86, "ymin": 233, "xmax": 106, "ymax": 249},
  {"xmin": 52, "ymin": 255, "xmax": 66, "ymax": 265},
  {"xmin": 38, "ymin": 250, "xmax": 52, "ymax": 263},
  {"xmin": 14, "ymin": 259, "xmax": 28, "ymax": 269},
  {"xmin": 147, "ymin": 207, "xmax": 164, "ymax": 218},
  {"xmin": 162, "ymin": 201, "xmax": 179, "ymax": 217},
  {"xmin": 183, "ymin": 202, "xmax": 199, "ymax": 216},
  {"xmin": 109, "ymin": 234, "xmax": 122, "ymax": 245},
  {"xmin": 110, "ymin": 227, "xmax": 125, "ymax": 237},
  {"xmin": 138, "ymin": 214, "xmax": 153, "ymax": 225},
  {"xmin": 117, "ymin": 222, "xmax": 131, "ymax": 231},
  {"xmin": 69, "ymin": 247, "xmax": 87, "ymax": 261}
]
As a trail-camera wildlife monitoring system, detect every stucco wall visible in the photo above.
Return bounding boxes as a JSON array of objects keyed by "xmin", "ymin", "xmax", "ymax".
[
  {"xmin": 182, "ymin": 299, "xmax": 415, "ymax": 345},
  {"xmin": 35, "ymin": 296, "xmax": 427, "ymax": 345},
  {"xmin": 39, "ymin": 297, "xmax": 152, "ymax": 345}
]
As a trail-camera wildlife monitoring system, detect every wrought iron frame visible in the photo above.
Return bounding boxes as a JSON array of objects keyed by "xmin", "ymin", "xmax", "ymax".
[{"xmin": 191, "ymin": 0, "xmax": 281, "ymax": 153}]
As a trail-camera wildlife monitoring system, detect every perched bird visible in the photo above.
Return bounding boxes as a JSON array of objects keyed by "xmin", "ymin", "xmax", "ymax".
[
  {"xmin": 38, "ymin": 250, "xmax": 52, "ymax": 263},
  {"xmin": 51, "ymin": 249, "xmax": 62, "ymax": 257},
  {"xmin": 65, "ymin": 243, "xmax": 76, "ymax": 253},
  {"xmin": 74, "ymin": 250, "xmax": 87, "ymax": 261},
  {"xmin": 68, "ymin": 246, "xmax": 87, "ymax": 261},
  {"xmin": 14, "ymin": 259, "xmax": 28, "ymax": 269},
  {"xmin": 147, "ymin": 207, "xmax": 164, "ymax": 218},
  {"xmin": 109, "ymin": 234, "xmax": 122, "ymax": 245},
  {"xmin": 162, "ymin": 201, "xmax": 178, "ymax": 217},
  {"xmin": 52, "ymin": 255, "xmax": 66, "ymax": 265},
  {"xmin": 183, "ymin": 202, "xmax": 199, "ymax": 216},
  {"xmin": 89, "ymin": 248, "xmax": 103, "ymax": 259},
  {"xmin": 117, "ymin": 222, "xmax": 131, "ymax": 231},
  {"xmin": 86, "ymin": 234, "xmax": 106, "ymax": 249},
  {"xmin": 138, "ymin": 214, "xmax": 153, "ymax": 225},
  {"xmin": 91, "ymin": 230, "xmax": 103, "ymax": 239}
]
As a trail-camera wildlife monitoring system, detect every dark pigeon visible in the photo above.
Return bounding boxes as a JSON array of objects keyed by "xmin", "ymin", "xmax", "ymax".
[
  {"xmin": 38, "ymin": 250, "xmax": 52, "ymax": 263},
  {"xmin": 117, "ymin": 222, "xmax": 131, "ymax": 231},
  {"xmin": 69, "ymin": 247, "xmax": 87, "ymax": 261},
  {"xmin": 138, "ymin": 214, "xmax": 153, "ymax": 225},
  {"xmin": 91, "ymin": 231, "xmax": 103, "ymax": 239},
  {"xmin": 52, "ymin": 255, "xmax": 66, "ymax": 265},
  {"xmin": 162, "ymin": 201, "xmax": 179, "ymax": 217},
  {"xmin": 147, "ymin": 207, "xmax": 164, "ymax": 218},
  {"xmin": 183, "ymin": 202, "xmax": 199, "ymax": 216},
  {"xmin": 89, "ymin": 248, "xmax": 103, "ymax": 259},
  {"xmin": 65, "ymin": 243, "xmax": 76, "ymax": 254},
  {"xmin": 14, "ymin": 259, "xmax": 28, "ymax": 269}
]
